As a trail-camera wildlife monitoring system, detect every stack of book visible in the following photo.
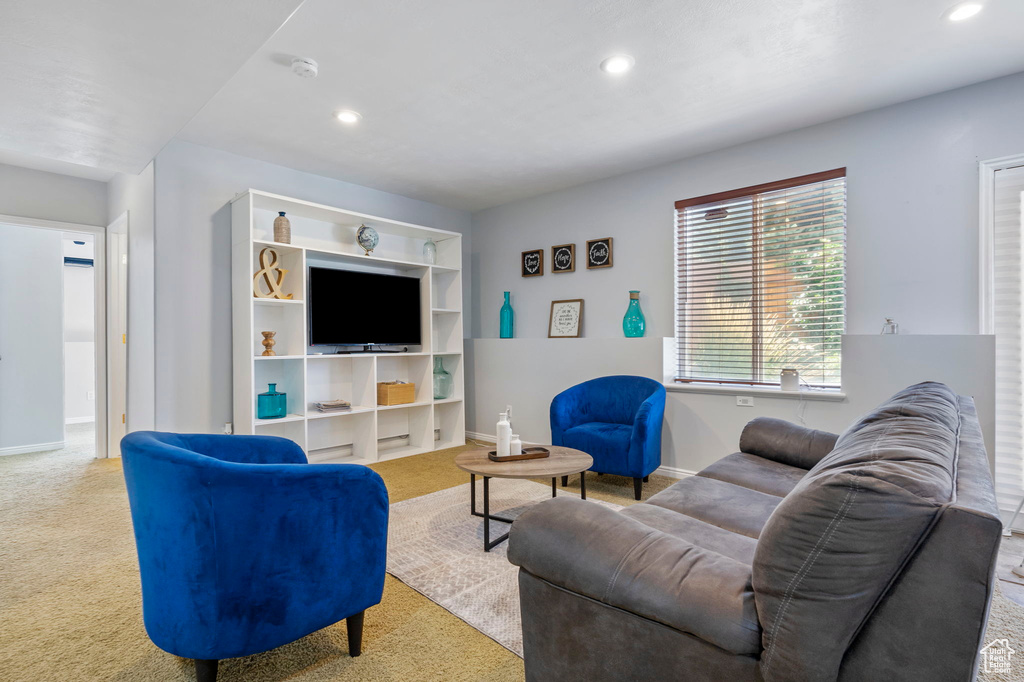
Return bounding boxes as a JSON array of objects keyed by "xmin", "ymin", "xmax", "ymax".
[{"xmin": 315, "ymin": 399, "xmax": 351, "ymax": 413}]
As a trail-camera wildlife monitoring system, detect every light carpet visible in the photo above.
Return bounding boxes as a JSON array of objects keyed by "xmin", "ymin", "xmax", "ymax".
[
  {"xmin": 1, "ymin": 431, "xmax": 1022, "ymax": 681},
  {"xmin": 387, "ymin": 479, "xmax": 620, "ymax": 656}
]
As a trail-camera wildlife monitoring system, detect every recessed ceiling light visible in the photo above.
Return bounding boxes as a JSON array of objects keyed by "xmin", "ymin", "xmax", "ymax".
[
  {"xmin": 335, "ymin": 110, "xmax": 362, "ymax": 124},
  {"xmin": 946, "ymin": 2, "xmax": 983, "ymax": 21},
  {"xmin": 600, "ymin": 54, "xmax": 635, "ymax": 75}
]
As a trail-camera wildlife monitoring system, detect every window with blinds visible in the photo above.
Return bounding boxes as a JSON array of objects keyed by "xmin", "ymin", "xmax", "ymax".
[
  {"xmin": 992, "ymin": 165, "xmax": 1024, "ymax": 521},
  {"xmin": 675, "ymin": 169, "xmax": 847, "ymax": 387}
]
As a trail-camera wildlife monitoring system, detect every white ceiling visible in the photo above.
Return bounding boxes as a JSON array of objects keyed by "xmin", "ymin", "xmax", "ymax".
[
  {"xmin": 3, "ymin": 1, "xmax": 1023, "ymax": 211},
  {"xmin": 0, "ymin": 0, "xmax": 304, "ymax": 174},
  {"xmin": 178, "ymin": 0, "xmax": 1024, "ymax": 211}
]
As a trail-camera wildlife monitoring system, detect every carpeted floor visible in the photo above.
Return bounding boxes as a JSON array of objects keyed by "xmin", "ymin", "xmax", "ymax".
[
  {"xmin": 0, "ymin": 433, "xmax": 671, "ymax": 682},
  {"xmin": 1, "ymin": 430, "xmax": 1022, "ymax": 681}
]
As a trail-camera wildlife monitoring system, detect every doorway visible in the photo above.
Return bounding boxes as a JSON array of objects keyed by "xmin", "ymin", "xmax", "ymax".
[{"xmin": 0, "ymin": 213, "xmax": 123, "ymax": 459}]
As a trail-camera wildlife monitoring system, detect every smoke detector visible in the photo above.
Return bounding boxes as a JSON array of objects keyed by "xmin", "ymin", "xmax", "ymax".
[{"xmin": 291, "ymin": 57, "xmax": 319, "ymax": 79}]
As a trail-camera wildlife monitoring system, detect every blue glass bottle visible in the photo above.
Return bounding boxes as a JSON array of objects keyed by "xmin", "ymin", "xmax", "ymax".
[
  {"xmin": 499, "ymin": 291, "xmax": 514, "ymax": 338},
  {"xmin": 623, "ymin": 290, "xmax": 646, "ymax": 338},
  {"xmin": 257, "ymin": 382, "xmax": 287, "ymax": 419}
]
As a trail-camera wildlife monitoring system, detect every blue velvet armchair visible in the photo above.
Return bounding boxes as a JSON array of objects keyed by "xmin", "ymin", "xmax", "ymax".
[
  {"xmin": 120, "ymin": 432, "xmax": 388, "ymax": 682},
  {"xmin": 550, "ymin": 375, "xmax": 666, "ymax": 500}
]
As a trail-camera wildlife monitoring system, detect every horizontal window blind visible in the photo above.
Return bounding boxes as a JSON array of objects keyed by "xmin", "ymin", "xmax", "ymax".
[
  {"xmin": 992, "ymin": 165, "xmax": 1024, "ymax": 518},
  {"xmin": 675, "ymin": 169, "xmax": 846, "ymax": 387}
]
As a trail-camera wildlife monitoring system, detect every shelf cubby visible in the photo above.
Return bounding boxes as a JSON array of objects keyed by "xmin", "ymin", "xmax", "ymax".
[
  {"xmin": 431, "ymin": 269, "xmax": 461, "ymax": 311},
  {"xmin": 377, "ymin": 355, "xmax": 431, "ymax": 404},
  {"xmin": 434, "ymin": 400, "xmax": 466, "ymax": 450},
  {"xmin": 307, "ymin": 410, "xmax": 376, "ymax": 463},
  {"xmin": 306, "ymin": 355, "xmax": 376, "ymax": 412},
  {"xmin": 377, "ymin": 404, "xmax": 433, "ymax": 459},
  {"xmin": 253, "ymin": 301, "xmax": 306, "ymax": 357},
  {"xmin": 252, "ymin": 358, "xmax": 304, "ymax": 423}
]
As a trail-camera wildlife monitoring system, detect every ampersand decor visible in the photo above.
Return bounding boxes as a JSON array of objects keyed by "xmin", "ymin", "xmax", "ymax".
[{"xmin": 252, "ymin": 247, "xmax": 294, "ymax": 300}]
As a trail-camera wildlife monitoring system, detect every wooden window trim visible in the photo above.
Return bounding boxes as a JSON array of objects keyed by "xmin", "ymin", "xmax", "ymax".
[{"xmin": 674, "ymin": 168, "xmax": 846, "ymax": 210}]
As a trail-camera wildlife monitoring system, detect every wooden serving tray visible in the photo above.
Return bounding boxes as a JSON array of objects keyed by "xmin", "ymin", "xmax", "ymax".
[{"xmin": 488, "ymin": 447, "xmax": 550, "ymax": 462}]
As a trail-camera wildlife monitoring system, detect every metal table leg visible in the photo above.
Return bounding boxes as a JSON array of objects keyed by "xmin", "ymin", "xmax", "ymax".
[
  {"xmin": 469, "ymin": 475, "xmax": 514, "ymax": 552},
  {"xmin": 551, "ymin": 477, "xmax": 556, "ymax": 497},
  {"xmin": 580, "ymin": 471, "xmax": 586, "ymax": 500}
]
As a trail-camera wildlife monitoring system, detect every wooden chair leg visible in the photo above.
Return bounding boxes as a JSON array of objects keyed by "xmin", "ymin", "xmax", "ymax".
[
  {"xmin": 633, "ymin": 477, "xmax": 643, "ymax": 500},
  {"xmin": 195, "ymin": 659, "xmax": 218, "ymax": 682},
  {"xmin": 347, "ymin": 610, "xmax": 365, "ymax": 657},
  {"xmin": 643, "ymin": 475, "xmax": 649, "ymax": 482},
  {"xmin": 561, "ymin": 475, "xmax": 568, "ymax": 487}
]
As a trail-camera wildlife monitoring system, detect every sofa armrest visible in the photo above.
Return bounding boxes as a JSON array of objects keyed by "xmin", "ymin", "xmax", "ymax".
[
  {"xmin": 507, "ymin": 497, "xmax": 760, "ymax": 655},
  {"xmin": 739, "ymin": 417, "xmax": 837, "ymax": 470}
]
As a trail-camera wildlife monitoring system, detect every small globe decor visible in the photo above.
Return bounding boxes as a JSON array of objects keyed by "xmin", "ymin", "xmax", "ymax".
[{"xmin": 356, "ymin": 224, "xmax": 379, "ymax": 255}]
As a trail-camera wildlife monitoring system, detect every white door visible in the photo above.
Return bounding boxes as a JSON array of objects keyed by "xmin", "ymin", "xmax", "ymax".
[{"xmin": 107, "ymin": 214, "xmax": 128, "ymax": 455}]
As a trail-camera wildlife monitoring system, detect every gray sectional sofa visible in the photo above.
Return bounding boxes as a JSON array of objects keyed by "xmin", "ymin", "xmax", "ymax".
[{"xmin": 508, "ymin": 382, "xmax": 1001, "ymax": 681}]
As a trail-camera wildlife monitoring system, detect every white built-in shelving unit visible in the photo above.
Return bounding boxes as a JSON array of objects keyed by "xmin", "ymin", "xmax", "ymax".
[{"xmin": 232, "ymin": 190, "xmax": 465, "ymax": 465}]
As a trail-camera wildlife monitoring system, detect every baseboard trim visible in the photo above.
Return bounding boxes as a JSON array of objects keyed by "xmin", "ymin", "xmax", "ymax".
[
  {"xmin": 467, "ymin": 431, "xmax": 696, "ymax": 480},
  {"xmin": 654, "ymin": 465, "xmax": 698, "ymax": 479},
  {"xmin": 466, "ymin": 431, "xmax": 497, "ymax": 444},
  {"xmin": 65, "ymin": 417, "xmax": 96, "ymax": 425},
  {"xmin": 0, "ymin": 441, "xmax": 66, "ymax": 457}
]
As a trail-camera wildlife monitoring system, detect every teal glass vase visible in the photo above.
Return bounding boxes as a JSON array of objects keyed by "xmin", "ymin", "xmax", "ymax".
[
  {"xmin": 623, "ymin": 290, "xmax": 646, "ymax": 338},
  {"xmin": 499, "ymin": 291, "xmax": 514, "ymax": 338},
  {"xmin": 433, "ymin": 356, "xmax": 453, "ymax": 399},
  {"xmin": 257, "ymin": 383, "xmax": 287, "ymax": 419}
]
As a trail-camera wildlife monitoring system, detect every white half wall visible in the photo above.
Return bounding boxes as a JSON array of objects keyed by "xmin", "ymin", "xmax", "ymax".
[
  {"xmin": 0, "ymin": 224, "xmax": 64, "ymax": 452},
  {"xmin": 466, "ymin": 335, "xmax": 994, "ymax": 476},
  {"xmin": 152, "ymin": 140, "xmax": 473, "ymax": 432}
]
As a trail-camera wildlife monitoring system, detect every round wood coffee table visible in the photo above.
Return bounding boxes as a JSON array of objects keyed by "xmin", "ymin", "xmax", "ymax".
[{"xmin": 455, "ymin": 446, "xmax": 593, "ymax": 551}]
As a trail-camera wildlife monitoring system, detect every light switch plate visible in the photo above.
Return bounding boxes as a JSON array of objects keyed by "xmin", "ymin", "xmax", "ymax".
[{"xmin": 736, "ymin": 396, "xmax": 754, "ymax": 407}]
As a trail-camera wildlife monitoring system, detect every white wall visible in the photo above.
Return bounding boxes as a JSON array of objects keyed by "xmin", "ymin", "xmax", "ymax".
[
  {"xmin": 0, "ymin": 224, "xmax": 64, "ymax": 452},
  {"xmin": 468, "ymin": 71, "xmax": 1024, "ymax": 473},
  {"xmin": 63, "ymin": 236, "xmax": 95, "ymax": 423},
  {"xmin": 152, "ymin": 140, "xmax": 472, "ymax": 432},
  {"xmin": 0, "ymin": 162, "xmax": 107, "ymax": 226},
  {"xmin": 108, "ymin": 162, "xmax": 156, "ymax": 432}
]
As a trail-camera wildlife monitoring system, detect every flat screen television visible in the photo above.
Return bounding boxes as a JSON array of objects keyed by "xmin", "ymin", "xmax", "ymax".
[{"xmin": 308, "ymin": 267, "xmax": 421, "ymax": 348}]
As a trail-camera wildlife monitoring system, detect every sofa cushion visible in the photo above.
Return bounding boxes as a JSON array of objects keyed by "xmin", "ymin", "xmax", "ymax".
[
  {"xmin": 562, "ymin": 422, "xmax": 632, "ymax": 473},
  {"xmin": 752, "ymin": 382, "xmax": 959, "ymax": 682},
  {"xmin": 646, "ymin": 476, "xmax": 783, "ymax": 539},
  {"xmin": 621, "ymin": 503, "xmax": 758, "ymax": 564},
  {"xmin": 697, "ymin": 452, "xmax": 807, "ymax": 497},
  {"xmin": 739, "ymin": 417, "xmax": 839, "ymax": 469}
]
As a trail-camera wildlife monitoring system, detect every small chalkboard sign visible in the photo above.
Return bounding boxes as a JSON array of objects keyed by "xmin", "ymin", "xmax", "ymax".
[
  {"xmin": 552, "ymin": 243, "xmax": 575, "ymax": 273},
  {"xmin": 586, "ymin": 238, "xmax": 613, "ymax": 269},
  {"xmin": 522, "ymin": 249, "xmax": 543, "ymax": 277}
]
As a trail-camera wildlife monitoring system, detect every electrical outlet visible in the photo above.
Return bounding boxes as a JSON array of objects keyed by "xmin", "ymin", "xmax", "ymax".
[
  {"xmin": 223, "ymin": 422, "xmax": 233, "ymax": 435},
  {"xmin": 736, "ymin": 396, "xmax": 754, "ymax": 407},
  {"xmin": 86, "ymin": 390, "xmax": 95, "ymax": 400}
]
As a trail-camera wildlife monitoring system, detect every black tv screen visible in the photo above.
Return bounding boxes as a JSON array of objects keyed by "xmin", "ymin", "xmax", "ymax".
[{"xmin": 308, "ymin": 267, "xmax": 421, "ymax": 347}]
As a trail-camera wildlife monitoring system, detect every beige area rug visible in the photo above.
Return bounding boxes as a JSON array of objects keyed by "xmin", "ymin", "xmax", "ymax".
[{"xmin": 387, "ymin": 480, "xmax": 621, "ymax": 657}]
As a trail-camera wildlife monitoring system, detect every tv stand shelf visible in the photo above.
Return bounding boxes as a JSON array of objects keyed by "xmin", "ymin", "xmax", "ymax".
[{"xmin": 232, "ymin": 189, "xmax": 464, "ymax": 462}]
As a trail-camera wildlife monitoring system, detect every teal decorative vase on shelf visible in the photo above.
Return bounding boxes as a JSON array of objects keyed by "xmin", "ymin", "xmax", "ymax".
[
  {"xmin": 623, "ymin": 290, "xmax": 646, "ymax": 338},
  {"xmin": 257, "ymin": 383, "xmax": 287, "ymax": 419},
  {"xmin": 433, "ymin": 356, "xmax": 453, "ymax": 399},
  {"xmin": 499, "ymin": 291, "xmax": 514, "ymax": 338}
]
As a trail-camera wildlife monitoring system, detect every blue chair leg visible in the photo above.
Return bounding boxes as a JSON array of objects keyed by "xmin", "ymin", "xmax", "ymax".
[
  {"xmin": 348, "ymin": 610, "xmax": 365, "ymax": 657},
  {"xmin": 196, "ymin": 659, "xmax": 218, "ymax": 682}
]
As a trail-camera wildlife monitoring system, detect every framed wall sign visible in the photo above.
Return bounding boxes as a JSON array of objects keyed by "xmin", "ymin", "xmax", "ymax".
[
  {"xmin": 551, "ymin": 243, "xmax": 575, "ymax": 273},
  {"xmin": 548, "ymin": 299, "xmax": 584, "ymax": 338},
  {"xmin": 586, "ymin": 238, "xmax": 613, "ymax": 269},
  {"xmin": 521, "ymin": 249, "xmax": 544, "ymax": 277}
]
